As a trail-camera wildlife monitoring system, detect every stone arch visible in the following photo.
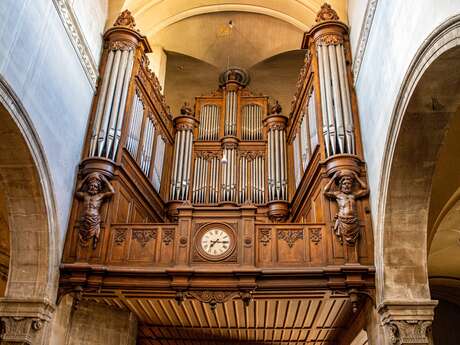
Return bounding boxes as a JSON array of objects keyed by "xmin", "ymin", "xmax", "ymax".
[
  {"xmin": 377, "ymin": 15, "xmax": 460, "ymax": 303},
  {"xmin": 0, "ymin": 76, "xmax": 59, "ymax": 303}
]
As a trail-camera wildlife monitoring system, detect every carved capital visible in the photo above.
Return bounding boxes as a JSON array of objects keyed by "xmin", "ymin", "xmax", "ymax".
[
  {"xmin": 317, "ymin": 33, "xmax": 344, "ymax": 46},
  {"xmin": 378, "ymin": 300, "xmax": 438, "ymax": 345},
  {"xmin": 107, "ymin": 40, "xmax": 136, "ymax": 51},
  {"xmin": 0, "ymin": 317, "xmax": 44, "ymax": 344},
  {"xmin": 0, "ymin": 299, "xmax": 54, "ymax": 345}
]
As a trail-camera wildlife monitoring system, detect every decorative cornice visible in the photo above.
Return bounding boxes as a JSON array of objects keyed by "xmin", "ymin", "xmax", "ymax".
[
  {"xmin": 52, "ymin": 0, "xmax": 98, "ymax": 91},
  {"xmin": 352, "ymin": 0, "xmax": 379, "ymax": 83}
]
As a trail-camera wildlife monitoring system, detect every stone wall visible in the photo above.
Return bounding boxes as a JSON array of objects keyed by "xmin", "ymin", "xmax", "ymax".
[{"xmin": 0, "ymin": 0, "xmax": 108, "ymax": 244}]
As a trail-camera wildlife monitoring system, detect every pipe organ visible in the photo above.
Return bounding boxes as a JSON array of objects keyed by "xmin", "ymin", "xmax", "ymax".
[
  {"xmin": 167, "ymin": 68, "xmax": 290, "ymax": 220},
  {"xmin": 62, "ymin": 9, "xmax": 375, "ymax": 343}
]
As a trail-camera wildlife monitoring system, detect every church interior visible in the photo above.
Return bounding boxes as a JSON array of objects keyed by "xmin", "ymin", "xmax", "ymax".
[{"xmin": 0, "ymin": 1, "xmax": 459, "ymax": 344}]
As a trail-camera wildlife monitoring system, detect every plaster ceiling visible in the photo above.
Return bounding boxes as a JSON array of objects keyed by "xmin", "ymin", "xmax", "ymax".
[
  {"xmin": 108, "ymin": 0, "xmax": 348, "ymax": 36},
  {"xmin": 164, "ymin": 49, "xmax": 305, "ymax": 116}
]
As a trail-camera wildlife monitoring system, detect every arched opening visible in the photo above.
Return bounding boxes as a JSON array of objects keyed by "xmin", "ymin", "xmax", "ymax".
[
  {"xmin": 379, "ymin": 16, "xmax": 460, "ymax": 344},
  {"xmin": 0, "ymin": 77, "xmax": 59, "ymax": 305}
]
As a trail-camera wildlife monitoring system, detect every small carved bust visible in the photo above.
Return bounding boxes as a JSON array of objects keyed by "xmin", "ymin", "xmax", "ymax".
[
  {"xmin": 75, "ymin": 172, "xmax": 115, "ymax": 248},
  {"xmin": 324, "ymin": 170, "xmax": 368, "ymax": 245},
  {"xmin": 180, "ymin": 102, "xmax": 193, "ymax": 116},
  {"xmin": 270, "ymin": 100, "xmax": 282, "ymax": 115}
]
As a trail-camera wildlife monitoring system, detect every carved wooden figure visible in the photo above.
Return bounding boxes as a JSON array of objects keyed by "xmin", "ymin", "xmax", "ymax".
[
  {"xmin": 75, "ymin": 172, "xmax": 114, "ymax": 248},
  {"xmin": 324, "ymin": 170, "xmax": 368, "ymax": 245}
]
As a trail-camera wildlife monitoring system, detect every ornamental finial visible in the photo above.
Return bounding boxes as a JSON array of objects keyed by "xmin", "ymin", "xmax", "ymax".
[
  {"xmin": 114, "ymin": 10, "xmax": 136, "ymax": 29},
  {"xmin": 315, "ymin": 3, "xmax": 339, "ymax": 22}
]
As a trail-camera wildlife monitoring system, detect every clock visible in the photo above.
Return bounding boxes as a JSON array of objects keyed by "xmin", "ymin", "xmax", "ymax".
[
  {"xmin": 195, "ymin": 224, "xmax": 236, "ymax": 261},
  {"xmin": 201, "ymin": 228, "xmax": 231, "ymax": 256}
]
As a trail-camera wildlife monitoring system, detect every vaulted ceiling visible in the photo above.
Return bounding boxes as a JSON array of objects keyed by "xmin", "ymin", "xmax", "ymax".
[{"xmin": 107, "ymin": 1, "xmax": 348, "ymax": 114}]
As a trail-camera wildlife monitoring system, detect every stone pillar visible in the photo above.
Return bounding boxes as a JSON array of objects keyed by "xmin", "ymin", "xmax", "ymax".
[
  {"xmin": 65, "ymin": 301, "xmax": 137, "ymax": 345},
  {"xmin": 378, "ymin": 301, "xmax": 437, "ymax": 345},
  {"xmin": 0, "ymin": 299, "xmax": 54, "ymax": 345}
]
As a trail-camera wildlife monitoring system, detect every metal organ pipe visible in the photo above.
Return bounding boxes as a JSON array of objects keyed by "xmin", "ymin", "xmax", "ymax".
[
  {"xmin": 316, "ymin": 37, "xmax": 355, "ymax": 157},
  {"xmin": 90, "ymin": 46, "xmax": 134, "ymax": 160}
]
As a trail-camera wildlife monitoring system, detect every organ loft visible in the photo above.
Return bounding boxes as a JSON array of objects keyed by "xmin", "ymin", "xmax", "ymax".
[{"xmin": 60, "ymin": 4, "xmax": 375, "ymax": 344}]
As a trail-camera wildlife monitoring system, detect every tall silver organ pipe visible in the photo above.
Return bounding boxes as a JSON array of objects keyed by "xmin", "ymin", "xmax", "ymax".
[
  {"xmin": 266, "ymin": 116, "xmax": 288, "ymax": 202},
  {"xmin": 224, "ymin": 90, "xmax": 237, "ymax": 136},
  {"xmin": 170, "ymin": 117, "xmax": 195, "ymax": 201},
  {"xmin": 198, "ymin": 105, "xmax": 220, "ymax": 140},
  {"xmin": 90, "ymin": 46, "xmax": 135, "ymax": 159},
  {"xmin": 242, "ymin": 104, "xmax": 263, "ymax": 140},
  {"xmin": 125, "ymin": 91, "xmax": 144, "ymax": 157},
  {"xmin": 238, "ymin": 153, "xmax": 265, "ymax": 204},
  {"xmin": 317, "ymin": 38, "xmax": 354, "ymax": 157},
  {"xmin": 221, "ymin": 144, "xmax": 237, "ymax": 202},
  {"xmin": 139, "ymin": 117, "xmax": 155, "ymax": 176}
]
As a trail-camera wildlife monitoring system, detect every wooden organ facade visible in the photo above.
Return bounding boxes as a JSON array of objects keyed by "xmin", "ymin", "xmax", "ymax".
[{"xmin": 60, "ymin": 5, "xmax": 376, "ymax": 345}]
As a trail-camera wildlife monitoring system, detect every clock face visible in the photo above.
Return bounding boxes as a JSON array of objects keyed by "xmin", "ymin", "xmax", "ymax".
[{"xmin": 200, "ymin": 228, "xmax": 231, "ymax": 256}]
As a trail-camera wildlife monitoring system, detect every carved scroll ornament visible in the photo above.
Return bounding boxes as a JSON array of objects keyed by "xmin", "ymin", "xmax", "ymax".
[
  {"xmin": 75, "ymin": 172, "xmax": 115, "ymax": 249},
  {"xmin": 324, "ymin": 170, "xmax": 368, "ymax": 246},
  {"xmin": 114, "ymin": 10, "xmax": 136, "ymax": 29},
  {"xmin": 315, "ymin": 3, "xmax": 339, "ymax": 22}
]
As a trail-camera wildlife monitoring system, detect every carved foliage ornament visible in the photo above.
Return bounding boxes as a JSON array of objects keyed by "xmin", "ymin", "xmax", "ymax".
[
  {"xmin": 317, "ymin": 34, "xmax": 344, "ymax": 46},
  {"xmin": 114, "ymin": 10, "xmax": 136, "ymax": 29},
  {"xmin": 107, "ymin": 40, "xmax": 135, "ymax": 51},
  {"xmin": 315, "ymin": 3, "xmax": 340, "ymax": 22},
  {"xmin": 114, "ymin": 229, "xmax": 127, "ymax": 245},
  {"xmin": 278, "ymin": 229, "xmax": 304, "ymax": 248},
  {"xmin": 132, "ymin": 229, "xmax": 157, "ymax": 246},
  {"xmin": 310, "ymin": 228, "xmax": 322, "ymax": 245},
  {"xmin": 163, "ymin": 229, "xmax": 174, "ymax": 245},
  {"xmin": 259, "ymin": 229, "xmax": 272, "ymax": 246},
  {"xmin": 384, "ymin": 320, "xmax": 432, "ymax": 345}
]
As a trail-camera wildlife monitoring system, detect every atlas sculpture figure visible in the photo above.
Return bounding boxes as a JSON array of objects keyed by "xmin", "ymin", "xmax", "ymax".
[
  {"xmin": 76, "ymin": 172, "xmax": 115, "ymax": 248},
  {"xmin": 324, "ymin": 170, "xmax": 368, "ymax": 245}
]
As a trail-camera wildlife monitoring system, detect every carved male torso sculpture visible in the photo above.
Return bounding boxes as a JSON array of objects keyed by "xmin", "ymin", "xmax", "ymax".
[
  {"xmin": 76, "ymin": 172, "xmax": 115, "ymax": 248},
  {"xmin": 324, "ymin": 170, "xmax": 368, "ymax": 245}
]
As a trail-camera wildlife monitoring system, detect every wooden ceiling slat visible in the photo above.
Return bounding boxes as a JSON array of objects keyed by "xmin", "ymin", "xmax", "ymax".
[{"xmin": 158, "ymin": 300, "xmax": 178, "ymax": 325}]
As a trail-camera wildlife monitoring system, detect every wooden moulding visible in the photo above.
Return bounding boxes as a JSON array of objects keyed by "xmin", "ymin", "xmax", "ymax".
[
  {"xmin": 79, "ymin": 157, "xmax": 117, "ymax": 179},
  {"xmin": 267, "ymin": 200, "xmax": 290, "ymax": 222},
  {"xmin": 324, "ymin": 154, "xmax": 362, "ymax": 177},
  {"xmin": 173, "ymin": 115, "xmax": 199, "ymax": 130}
]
